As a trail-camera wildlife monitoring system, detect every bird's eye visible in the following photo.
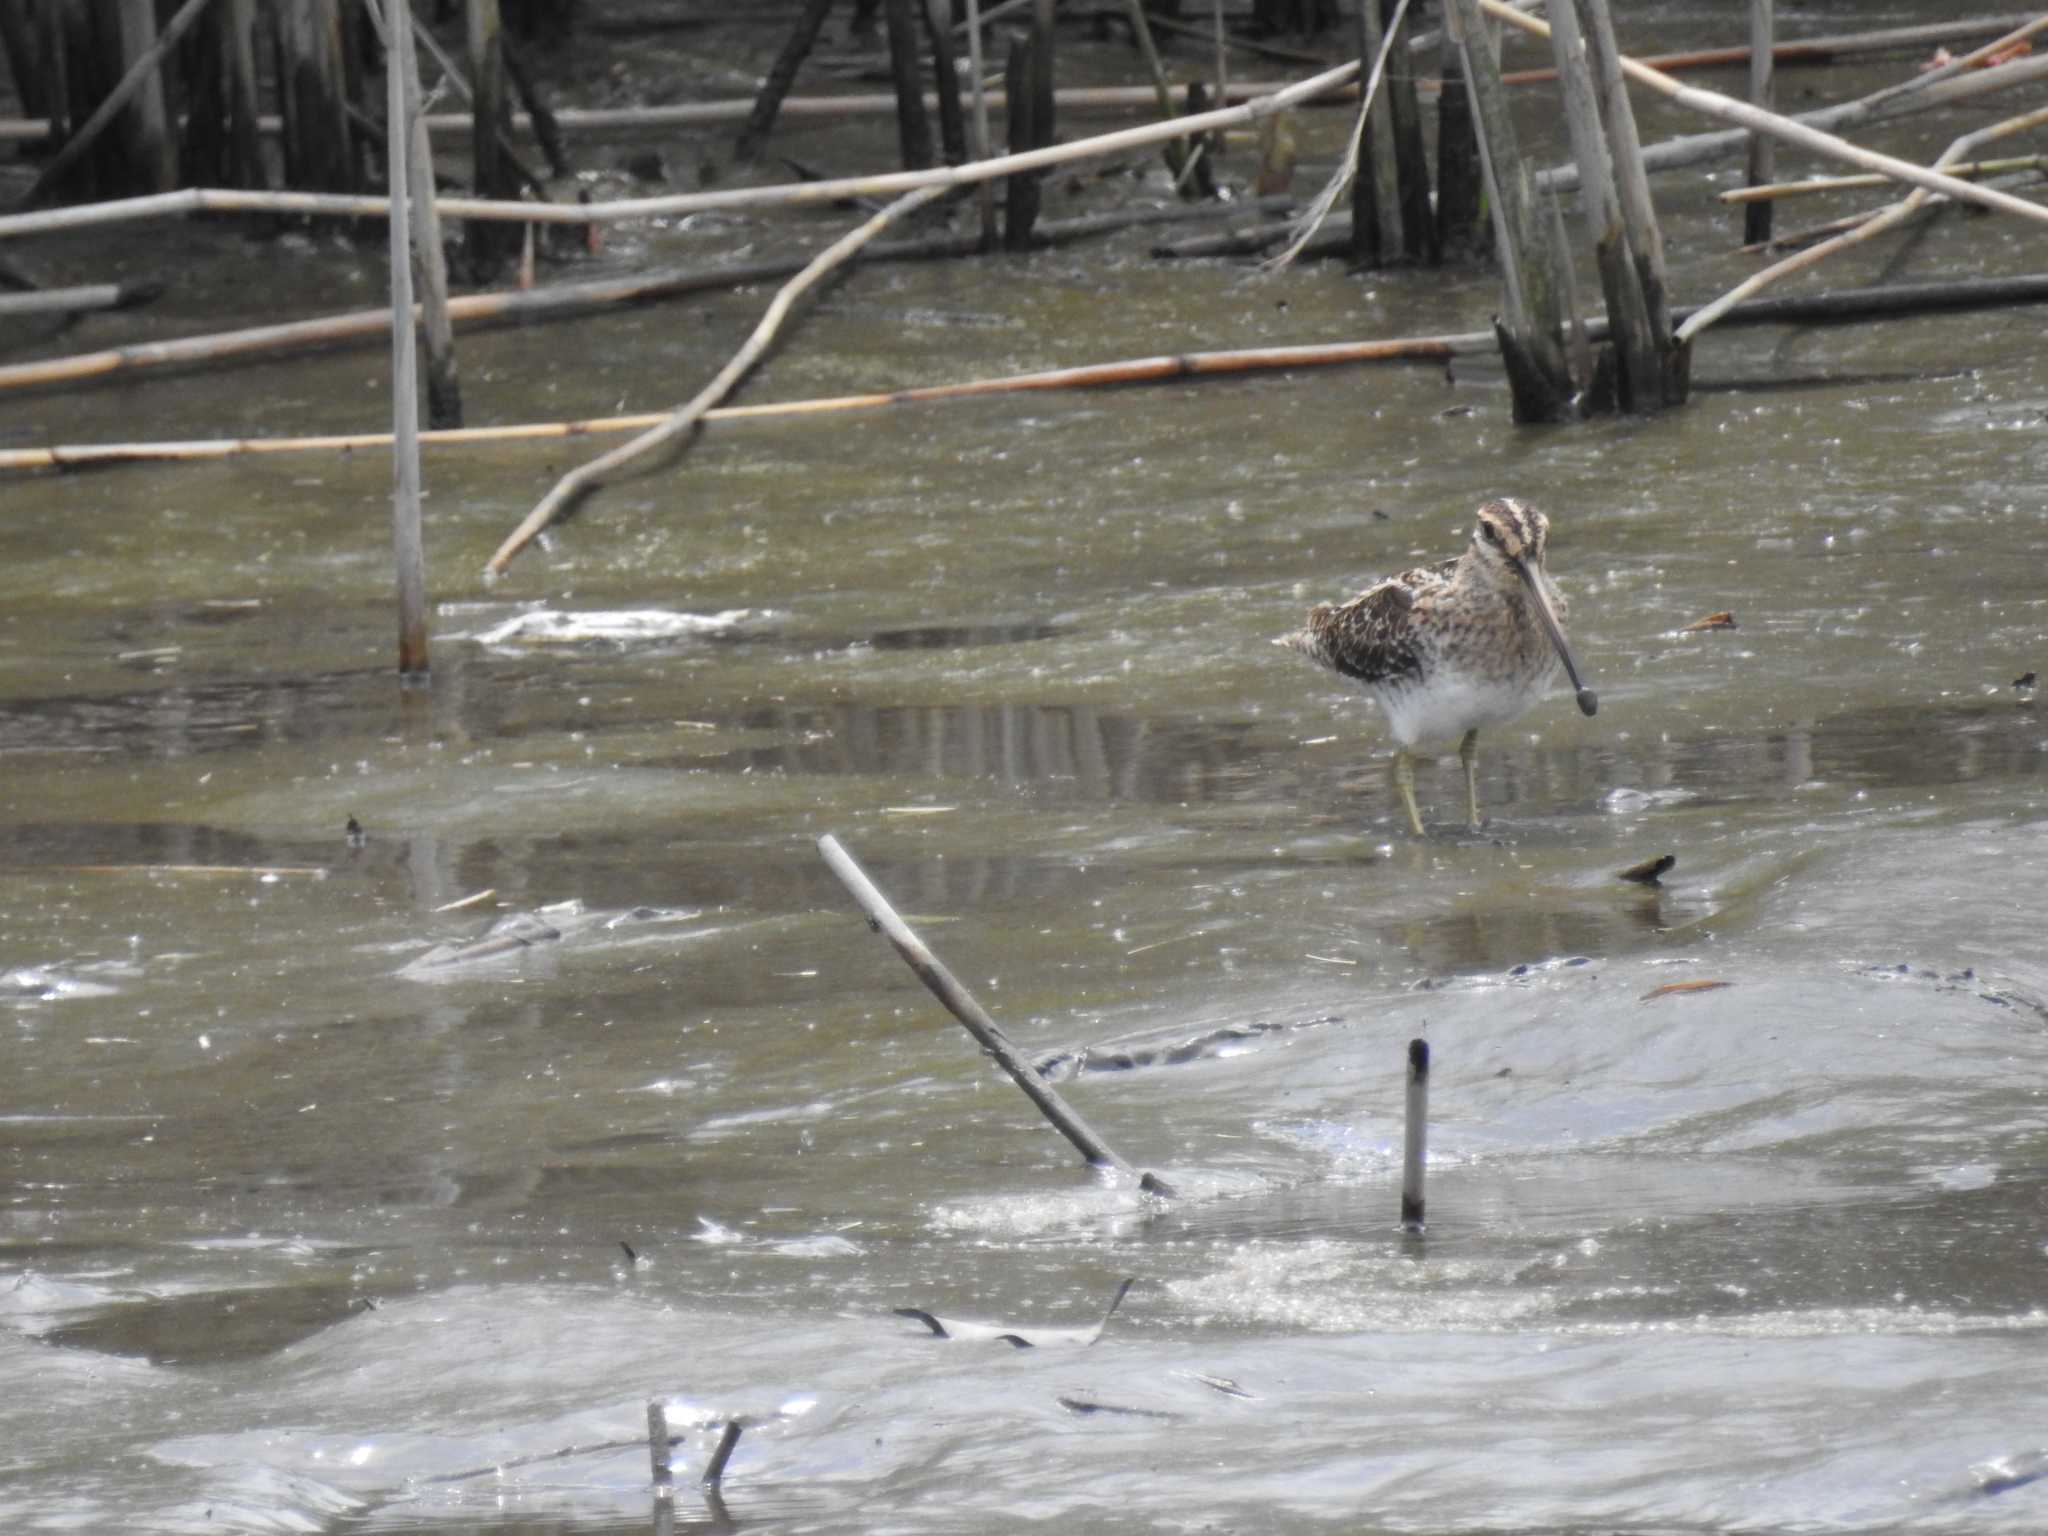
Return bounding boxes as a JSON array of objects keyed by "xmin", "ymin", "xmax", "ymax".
[{"xmin": 1479, "ymin": 522, "xmax": 1501, "ymax": 545}]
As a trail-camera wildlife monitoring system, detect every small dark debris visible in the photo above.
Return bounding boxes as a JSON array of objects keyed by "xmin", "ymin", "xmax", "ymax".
[
  {"xmin": 1682, "ymin": 611, "xmax": 1738, "ymax": 632},
  {"xmin": 1439, "ymin": 405, "xmax": 1475, "ymax": 419},
  {"xmin": 1190, "ymin": 1373, "xmax": 1256, "ymax": 1399},
  {"xmin": 345, "ymin": 815, "xmax": 367, "ymax": 848},
  {"xmin": 620, "ymin": 1240, "xmax": 638, "ymax": 1263},
  {"xmin": 2015, "ymin": 671, "xmax": 2037, "ymax": 691},
  {"xmin": 893, "ymin": 1307, "xmax": 948, "ymax": 1338},
  {"xmin": 1617, "ymin": 853, "xmax": 1676, "ymax": 886},
  {"xmin": 1371, "ymin": 508, "xmax": 1391, "ymax": 521},
  {"xmin": 1058, "ymin": 1396, "xmax": 1183, "ymax": 1420}
]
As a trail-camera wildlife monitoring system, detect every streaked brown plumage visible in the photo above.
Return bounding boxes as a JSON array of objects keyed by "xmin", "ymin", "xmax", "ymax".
[{"xmin": 1278, "ymin": 497, "xmax": 1597, "ymax": 834}]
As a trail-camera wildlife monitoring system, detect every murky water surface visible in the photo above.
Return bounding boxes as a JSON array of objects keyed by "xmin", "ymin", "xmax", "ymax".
[{"xmin": 5, "ymin": 8, "xmax": 2048, "ymax": 1533}]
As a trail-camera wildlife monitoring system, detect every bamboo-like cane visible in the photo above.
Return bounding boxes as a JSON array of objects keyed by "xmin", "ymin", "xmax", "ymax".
[
  {"xmin": 1722, "ymin": 155, "xmax": 2048, "ymax": 204},
  {"xmin": 484, "ymin": 183, "xmax": 950, "ymax": 574},
  {"xmin": 1479, "ymin": 0, "xmax": 2048, "ymax": 228}
]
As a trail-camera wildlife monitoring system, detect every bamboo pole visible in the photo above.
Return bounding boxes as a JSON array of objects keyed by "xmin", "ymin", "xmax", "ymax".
[
  {"xmin": 13, "ymin": 0, "xmax": 217, "ymax": 209},
  {"xmin": 817, "ymin": 833, "xmax": 1171, "ymax": 1194},
  {"xmin": 386, "ymin": 0, "xmax": 429, "ymax": 679},
  {"xmin": 1743, "ymin": 0, "xmax": 1775, "ymax": 246},
  {"xmin": 1722, "ymin": 155, "xmax": 2048, "ymax": 204},
  {"xmin": 1351, "ymin": 0, "xmax": 1397, "ymax": 262},
  {"xmin": 466, "ymin": 0, "xmax": 518, "ymax": 273},
  {"xmin": 920, "ymin": 0, "xmax": 966, "ymax": 166},
  {"xmin": 736, "ymin": 0, "xmax": 836, "ymax": 161},
  {"xmin": 19, "ymin": 274, "xmax": 2048, "ymax": 474},
  {"xmin": 1378, "ymin": 0, "xmax": 1434, "ymax": 263},
  {"xmin": 399, "ymin": 10, "xmax": 460, "ymax": 429},
  {"xmin": 485, "ymin": 182, "xmax": 951, "ymax": 575},
  {"xmin": 0, "ymin": 54, "xmax": 1365, "ymax": 242},
  {"xmin": 1679, "ymin": 103, "xmax": 2048, "ymax": 344}
]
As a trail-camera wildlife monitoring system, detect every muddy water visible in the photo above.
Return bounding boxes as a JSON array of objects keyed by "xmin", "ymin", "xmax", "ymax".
[{"xmin": 5, "ymin": 18, "xmax": 2048, "ymax": 1535}]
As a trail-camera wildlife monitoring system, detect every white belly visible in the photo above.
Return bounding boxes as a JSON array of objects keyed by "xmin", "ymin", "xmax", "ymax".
[{"xmin": 1376, "ymin": 662, "xmax": 1558, "ymax": 747}]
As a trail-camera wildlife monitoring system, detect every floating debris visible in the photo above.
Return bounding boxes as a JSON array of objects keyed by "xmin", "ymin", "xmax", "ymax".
[
  {"xmin": 1617, "ymin": 853, "xmax": 1677, "ymax": 886},
  {"xmin": 894, "ymin": 1277, "xmax": 1134, "ymax": 1348},
  {"xmin": 1682, "ymin": 611, "xmax": 1738, "ymax": 631},
  {"xmin": 1640, "ymin": 979, "xmax": 1734, "ymax": 1002},
  {"xmin": 467, "ymin": 607, "xmax": 757, "ymax": 649}
]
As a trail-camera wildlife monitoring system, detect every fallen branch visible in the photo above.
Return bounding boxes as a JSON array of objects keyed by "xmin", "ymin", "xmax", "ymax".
[
  {"xmin": 1478, "ymin": 0, "xmax": 2048, "ymax": 226},
  {"xmin": 816, "ymin": 833, "xmax": 1173, "ymax": 1195},
  {"xmin": 17, "ymin": 275, "xmax": 2048, "ymax": 473},
  {"xmin": 483, "ymin": 183, "xmax": 948, "ymax": 574}
]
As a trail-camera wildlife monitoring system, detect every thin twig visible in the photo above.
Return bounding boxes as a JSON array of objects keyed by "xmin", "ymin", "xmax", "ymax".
[
  {"xmin": 1261, "ymin": 0, "xmax": 1410, "ymax": 273},
  {"xmin": 1721, "ymin": 153, "xmax": 2048, "ymax": 204}
]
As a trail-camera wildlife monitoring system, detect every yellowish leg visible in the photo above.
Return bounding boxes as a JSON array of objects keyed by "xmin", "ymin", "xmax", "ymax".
[
  {"xmin": 1459, "ymin": 728, "xmax": 1482, "ymax": 830},
  {"xmin": 1391, "ymin": 747, "xmax": 1426, "ymax": 837}
]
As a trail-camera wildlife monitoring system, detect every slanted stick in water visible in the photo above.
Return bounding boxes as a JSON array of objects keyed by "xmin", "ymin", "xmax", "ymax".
[{"xmin": 817, "ymin": 833, "xmax": 1173, "ymax": 1196}]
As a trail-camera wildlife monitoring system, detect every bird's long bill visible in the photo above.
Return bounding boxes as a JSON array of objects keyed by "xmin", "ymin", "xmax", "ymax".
[{"xmin": 1513, "ymin": 559, "xmax": 1599, "ymax": 717}]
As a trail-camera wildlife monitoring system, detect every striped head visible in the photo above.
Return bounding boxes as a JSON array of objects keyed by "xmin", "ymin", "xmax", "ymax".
[{"xmin": 1468, "ymin": 497, "xmax": 1550, "ymax": 581}]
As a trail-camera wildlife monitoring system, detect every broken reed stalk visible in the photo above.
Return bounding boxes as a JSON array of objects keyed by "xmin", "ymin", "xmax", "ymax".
[
  {"xmin": 701, "ymin": 1420, "xmax": 743, "ymax": 1490},
  {"xmin": 1678, "ymin": 102, "xmax": 2048, "ymax": 344},
  {"xmin": 14, "ymin": 0, "xmax": 220, "ymax": 208},
  {"xmin": 1722, "ymin": 155, "xmax": 2048, "ymax": 203},
  {"xmin": 385, "ymin": 0, "xmax": 429, "ymax": 678},
  {"xmin": 0, "ymin": 52, "xmax": 1365, "ymax": 242},
  {"xmin": 816, "ymin": 833, "xmax": 1172, "ymax": 1196},
  {"xmin": 483, "ymin": 181, "xmax": 949, "ymax": 575},
  {"xmin": 28, "ymin": 272, "xmax": 2048, "ymax": 472},
  {"xmin": 1401, "ymin": 1038, "xmax": 1428, "ymax": 1233},
  {"xmin": 1262, "ymin": 0, "xmax": 1408, "ymax": 272}
]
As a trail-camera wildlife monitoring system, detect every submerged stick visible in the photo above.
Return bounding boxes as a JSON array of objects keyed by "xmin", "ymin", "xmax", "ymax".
[
  {"xmin": 0, "ymin": 281, "xmax": 162, "ymax": 318},
  {"xmin": 1401, "ymin": 1038, "xmax": 1428, "ymax": 1233},
  {"xmin": 701, "ymin": 1420, "xmax": 743, "ymax": 1490},
  {"xmin": 484, "ymin": 181, "xmax": 948, "ymax": 574},
  {"xmin": 817, "ymin": 833, "xmax": 1172, "ymax": 1195}
]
